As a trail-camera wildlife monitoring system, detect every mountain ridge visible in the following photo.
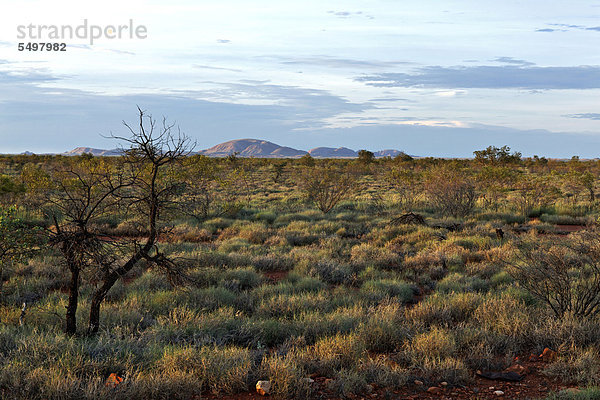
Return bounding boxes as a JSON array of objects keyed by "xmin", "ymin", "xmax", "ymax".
[{"xmin": 22, "ymin": 139, "xmax": 408, "ymax": 158}]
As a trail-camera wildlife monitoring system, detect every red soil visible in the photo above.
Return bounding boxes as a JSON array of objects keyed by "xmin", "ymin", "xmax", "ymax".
[
  {"xmin": 202, "ymin": 357, "xmax": 573, "ymax": 400},
  {"xmin": 262, "ymin": 270, "xmax": 289, "ymax": 282},
  {"xmin": 555, "ymin": 224, "xmax": 586, "ymax": 233}
]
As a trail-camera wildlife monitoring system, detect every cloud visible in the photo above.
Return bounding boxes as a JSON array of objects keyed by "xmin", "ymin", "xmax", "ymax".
[
  {"xmin": 0, "ymin": 68, "xmax": 59, "ymax": 84},
  {"xmin": 275, "ymin": 55, "xmax": 412, "ymax": 69},
  {"xmin": 550, "ymin": 23, "xmax": 585, "ymax": 29},
  {"xmin": 356, "ymin": 65, "xmax": 600, "ymax": 89},
  {"xmin": 107, "ymin": 49, "xmax": 135, "ymax": 55},
  {"xmin": 434, "ymin": 90, "xmax": 466, "ymax": 97},
  {"xmin": 326, "ymin": 10, "xmax": 374, "ymax": 19},
  {"xmin": 537, "ymin": 23, "xmax": 600, "ymax": 33},
  {"xmin": 169, "ymin": 81, "xmax": 371, "ymax": 125},
  {"xmin": 217, "ymin": 39, "xmax": 231, "ymax": 44},
  {"xmin": 193, "ymin": 64, "xmax": 243, "ymax": 73},
  {"xmin": 492, "ymin": 57, "xmax": 535, "ymax": 66},
  {"xmin": 1, "ymin": 67, "xmax": 599, "ymax": 158},
  {"xmin": 68, "ymin": 44, "xmax": 92, "ymax": 50},
  {"xmin": 368, "ymin": 97, "xmax": 410, "ymax": 102},
  {"xmin": 564, "ymin": 113, "xmax": 600, "ymax": 120},
  {"xmin": 329, "ymin": 10, "xmax": 351, "ymax": 17},
  {"xmin": 0, "ymin": 68, "xmax": 373, "ymax": 152}
]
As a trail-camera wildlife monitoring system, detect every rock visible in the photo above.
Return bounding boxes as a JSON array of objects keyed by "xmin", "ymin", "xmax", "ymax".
[
  {"xmin": 440, "ymin": 381, "xmax": 448, "ymax": 386},
  {"xmin": 414, "ymin": 380, "xmax": 424, "ymax": 386},
  {"xmin": 505, "ymin": 364, "xmax": 530, "ymax": 375},
  {"xmin": 489, "ymin": 387, "xmax": 495, "ymax": 390},
  {"xmin": 494, "ymin": 390, "xmax": 505, "ymax": 396},
  {"xmin": 256, "ymin": 380, "xmax": 271, "ymax": 396},
  {"xmin": 540, "ymin": 348, "xmax": 557, "ymax": 362},
  {"xmin": 477, "ymin": 370, "xmax": 523, "ymax": 382},
  {"xmin": 427, "ymin": 387, "xmax": 442, "ymax": 394},
  {"xmin": 105, "ymin": 373, "xmax": 123, "ymax": 388}
]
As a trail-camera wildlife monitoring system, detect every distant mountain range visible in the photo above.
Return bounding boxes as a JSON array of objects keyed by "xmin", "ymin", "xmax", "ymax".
[
  {"xmin": 197, "ymin": 139, "xmax": 406, "ymax": 158},
  {"xmin": 20, "ymin": 139, "xmax": 408, "ymax": 159}
]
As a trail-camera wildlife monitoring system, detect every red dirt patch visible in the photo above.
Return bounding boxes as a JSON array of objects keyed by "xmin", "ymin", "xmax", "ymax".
[
  {"xmin": 555, "ymin": 224, "xmax": 586, "ymax": 233},
  {"xmin": 201, "ymin": 357, "xmax": 575, "ymax": 400},
  {"xmin": 309, "ymin": 360, "xmax": 568, "ymax": 399},
  {"xmin": 262, "ymin": 270, "xmax": 289, "ymax": 282},
  {"xmin": 203, "ymin": 394, "xmax": 260, "ymax": 400}
]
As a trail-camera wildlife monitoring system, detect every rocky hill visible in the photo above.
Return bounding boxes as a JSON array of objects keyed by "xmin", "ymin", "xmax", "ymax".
[
  {"xmin": 198, "ymin": 139, "xmax": 307, "ymax": 158},
  {"xmin": 308, "ymin": 147, "xmax": 358, "ymax": 158},
  {"xmin": 64, "ymin": 147, "xmax": 123, "ymax": 156}
]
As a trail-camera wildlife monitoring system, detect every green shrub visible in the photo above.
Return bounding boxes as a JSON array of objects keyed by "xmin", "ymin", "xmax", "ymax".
[
  {"xmin": 360, "ymin": 279, "xmax": 414, "ymax": 304},
  {"xmin": 436, "ymin": 273, "xmax": 489, "ymax": 293},
  {"xmin": 406, "ymin": 292, "xmax": 483, "ymax": 326}
]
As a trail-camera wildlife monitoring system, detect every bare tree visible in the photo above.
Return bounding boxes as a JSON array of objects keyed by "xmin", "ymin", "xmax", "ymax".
[
  {"xmin": 87, "ymin": 107, "xmax": 193, "ymax": 334},
  {"xmin": 507, "ymin": 231, "xmax": 600, "ymax": 319},
  {"xmin": 300, "ymin": 166, "xmax": 357, "ymax": 213},
  {"xmin": 24, "ymin": 157, "xmax": 131, "ymax": 335},
  {"xmin": 424, "ymin": 166, "xmax": 476, "ymax": 218}
]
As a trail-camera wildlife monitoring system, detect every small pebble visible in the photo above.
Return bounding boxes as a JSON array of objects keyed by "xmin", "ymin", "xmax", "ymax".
[{"xmin": 427, "ymin": 387, "xmax": 442, "ymax": 394}]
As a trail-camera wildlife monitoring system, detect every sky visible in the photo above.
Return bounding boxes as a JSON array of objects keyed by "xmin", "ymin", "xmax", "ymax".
[{"xmin": 0, "ymin": 0, "xmax": 599, "ymax": 157}]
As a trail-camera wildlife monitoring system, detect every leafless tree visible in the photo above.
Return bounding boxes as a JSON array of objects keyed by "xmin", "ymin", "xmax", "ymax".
[
  {"xmin": 87, "ymin": 107, "xmax": 194, "ymax": 334},
  {"xmin": 26, "ymin": 157, "xmax": 131, "ymax": 335},
  {"xmin": 507, "ymin": 231, "xmax": 600, "ymax": 319},
  {"xmin": 424, "ymin": 166, "xmax": 476, "ymax": 218},
  {"xmin": 300, "ymin": 166, "xmax": 357, "ymax": 213}
]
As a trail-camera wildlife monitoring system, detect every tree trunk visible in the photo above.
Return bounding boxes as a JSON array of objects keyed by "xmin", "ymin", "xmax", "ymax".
[
  {"xmin": 65, "ymin": 265, "xmax": 80, "ymax": 335},
  {"xmin": 88, "ymin": 278, "xmax": 114, "ymax": 334},
  {"xmin": 590, "ymin": 188, "xmax": 595, "ymax": 202},
  {"xmin": 87, "ymin": 249, "xmax": 148, "ymax": 334}
]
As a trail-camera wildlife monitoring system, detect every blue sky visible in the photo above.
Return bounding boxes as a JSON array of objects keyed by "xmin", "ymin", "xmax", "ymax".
[{"xmin": 0, "ymin": 0, "xmax": 599, "ymax": 156}]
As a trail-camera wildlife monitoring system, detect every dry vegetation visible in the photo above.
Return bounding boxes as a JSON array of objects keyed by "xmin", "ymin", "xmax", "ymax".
[{"xmin": 1, "ymin": 134, "xmax": 600, "ymax": 399}]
